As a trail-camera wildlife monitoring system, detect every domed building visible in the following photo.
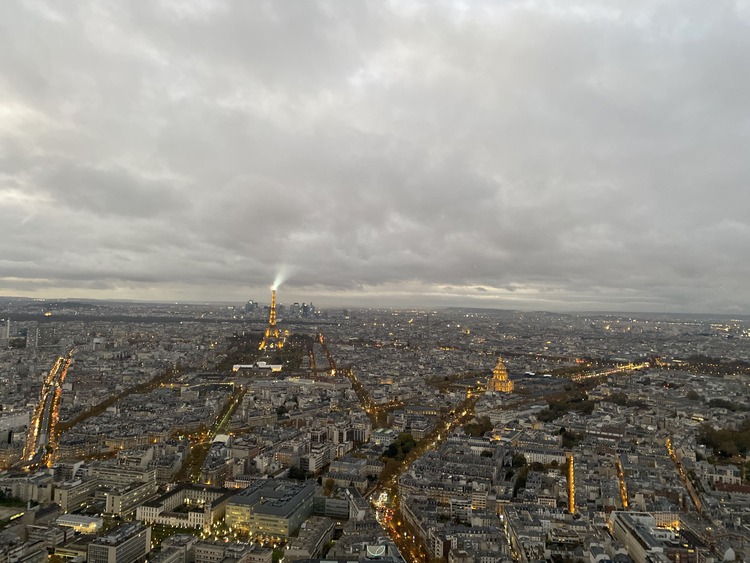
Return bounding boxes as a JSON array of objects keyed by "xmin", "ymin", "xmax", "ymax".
[{"xmin": 488, "ymin": 357, "xmax": 514, "ymax": 393}]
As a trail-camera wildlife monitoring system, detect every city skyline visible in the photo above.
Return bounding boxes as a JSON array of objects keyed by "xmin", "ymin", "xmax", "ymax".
[
  {"xmin": 2, "ymin": 294, "xmax": 748, "ymax": 562},
  {"xmin": 3, "ymin": 1, "xmax": 750, "ymax": 313}
]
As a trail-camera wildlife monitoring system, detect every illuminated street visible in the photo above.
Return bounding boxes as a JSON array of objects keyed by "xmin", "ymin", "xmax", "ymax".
[
  {"xmin": 666, "ymin": 436, "xmax": 703, "ymax": 513},
  {"xmin": 367, "ymin": 386, "xmax": 483, "ymax": 562},
  {"xmin": 21, "ymin": 350, "xmax": 73, "ymax": 468},
  {"xmin": 615, "ymin": 458, "xmax": 629, "ymax": 509}
]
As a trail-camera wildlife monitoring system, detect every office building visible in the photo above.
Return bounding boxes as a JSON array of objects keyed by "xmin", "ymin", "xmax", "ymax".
[
  {"xmin": 225, "ymin": 479, "xmax": 315, "ymax": 538},
  {"xmin": 87, "ymin": 522, "xmax": 151, "ymax": 563}
]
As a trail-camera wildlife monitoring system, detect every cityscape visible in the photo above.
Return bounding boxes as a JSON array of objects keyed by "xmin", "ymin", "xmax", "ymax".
[
  {"xmin": 1, "ymin": 291, "xmax": 749, "ymax": 563},
  {"xmin": 3, "ymin": 1, "xmax": 750, "ymax": 563}
]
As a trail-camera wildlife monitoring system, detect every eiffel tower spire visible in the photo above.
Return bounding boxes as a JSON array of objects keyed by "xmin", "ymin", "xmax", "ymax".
[{"xmin": 259, "ymin": 289, "xmax": 284, "ymax": 350}]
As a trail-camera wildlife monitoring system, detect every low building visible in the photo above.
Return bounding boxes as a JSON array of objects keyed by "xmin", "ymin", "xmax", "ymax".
[
  {"xmin": 103, "ymin": 480, "xmax": 157, "ymax": 517},
  {"xmin": 225, "ymin": 479, "xmax": 316, "ymax": 538},
  {"xmin": 694, "ymin": 461, "xmax": 742, "ymax": 486},
  {"xmin": 56, "ymin": 514, "xmax": 104, "ymax": 534},
  {"xmin": 313, "ymin": 488, "xmax": 350, "ymax": 520},
  {"xmin": 300, "ymin": 444, "xmax": 333, "ymax": 474},
  {"xmin": 54, "ymin": 478, "xmax": 100, "ymax": 513},
  {"xmin": 284, "ymin": 517, "xmax": 335, "ymax": 560},
  {"xmin": 609, "ymin": 511, "xmax": 694, "ymax": 563},
  {"xmin": 27, "ymin": 525, "xmax": 76, "ymax": 552},
  {"xmin": 345, "ymin": 487, "xmax": 370, "ymax": 522},
  {"xmin": 91, "ymin": 463, "xmax": 156, "ymax": 488},
  {"xmin": 193, "ymin": 541, "xmax": 272, "ymax": 563},
  {"xmin": 87, "ymin": 522, "xmax": 151, "ymax": 563},
  {"xmin": 136, "ymin": 484, "xmax": 233, "ymax": 530}
]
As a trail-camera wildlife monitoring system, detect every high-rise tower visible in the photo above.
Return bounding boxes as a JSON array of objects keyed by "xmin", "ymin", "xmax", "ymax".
[
  {"xmin": 489, "ymin": 357, "xmax": 514, "ymax": 393},
  {"xmin": 259, "ymin": 289, "xmax": 284, "ymax": 351}
]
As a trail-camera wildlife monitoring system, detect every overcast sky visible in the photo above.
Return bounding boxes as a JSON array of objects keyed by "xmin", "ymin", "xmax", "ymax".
[{"xmin": 2, "ymin": 0, "xmax": 750, "ymax": 313}]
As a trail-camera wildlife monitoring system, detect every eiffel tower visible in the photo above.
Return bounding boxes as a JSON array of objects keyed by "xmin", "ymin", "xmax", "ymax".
[{"xmin": 259, "ymin": 289, "xmax": 284, "ymax": 351}]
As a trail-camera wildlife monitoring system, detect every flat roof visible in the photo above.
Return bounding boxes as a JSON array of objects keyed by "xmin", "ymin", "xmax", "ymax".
[{"xmin": 229, "ymin": 479, "xmax": 316, "ymax": 517}]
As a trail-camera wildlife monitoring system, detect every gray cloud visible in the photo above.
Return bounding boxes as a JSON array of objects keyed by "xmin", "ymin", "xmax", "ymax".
[{"xmin": 1, "ymin": 0, "xmax": 750, "ymax": 312}]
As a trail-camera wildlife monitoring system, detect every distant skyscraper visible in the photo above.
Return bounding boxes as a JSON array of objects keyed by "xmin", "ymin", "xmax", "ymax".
[
  {"xmin": 489, "ymin": 357, "xmax": 514, "ymax": 393},
  {"xmin": 27, "ymin": 325, "xmax": 38, "ymax": 348}
]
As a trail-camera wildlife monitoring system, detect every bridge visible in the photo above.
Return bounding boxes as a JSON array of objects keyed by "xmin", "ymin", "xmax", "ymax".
[{"xmin": 569, "ymin": 361, "xmax": 650, "ymax": 382}]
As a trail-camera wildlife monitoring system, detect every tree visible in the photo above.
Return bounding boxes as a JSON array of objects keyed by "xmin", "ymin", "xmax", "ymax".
[
  {"xmin": 386, "ymin": 443, "xmax": 399, "ymax": 458},
  {"xmin": 464, "ymin": 417, "xmax": 493, "ymax": 438},
  {"xmin": 512, "ymin": 466, "xmax": 529, "ymax": 497},
  {"xmin": 607, "ymin": 392, "xmax": 629, "ymax": 406},
  {"xmin": 288, "ymin": 467, "xmax": 307, "ymax": 480},
  {"xmin": 383, "ymin": 433, "xmax": 417, "ymax": 461},
  {"xmin": 562, "ymin": 430, "xmax": 582, "ymax": 449}
]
